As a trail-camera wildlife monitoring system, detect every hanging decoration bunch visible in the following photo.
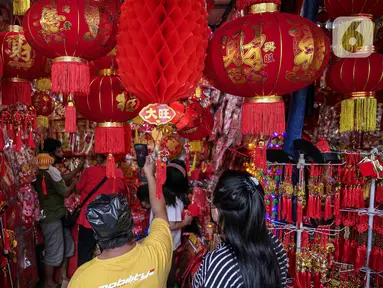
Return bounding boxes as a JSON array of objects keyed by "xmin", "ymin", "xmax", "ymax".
[
  {"xmin": 22, "ymin": 0, "xmax": 118, "ymax": 132},
  {"xmin": 117, "ymin": 0, "xmax": 209, "ymax": 198}
]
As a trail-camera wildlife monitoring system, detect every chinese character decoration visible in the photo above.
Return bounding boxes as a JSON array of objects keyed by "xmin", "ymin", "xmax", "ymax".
[
  {"xmin": 139, "ymin": 104, "xmax": 176, "ymax": 126},
  {"xmin": 23, "ymin": 0, "xmax": 118, "ymax": 97},
  {"xmin": 0, "ymin": 25, "xmax": 48, "ymax": 106},
  {"xmin": 117, "ymin": 0, "xmax": 209, "ymax": 113},
  {"xmin": 76, "ymin": 54, "xmax": 143, "ymax": 179},
  {"xmin": 204, "ymin": 0, "xmax": 330, "ymax": 136}
]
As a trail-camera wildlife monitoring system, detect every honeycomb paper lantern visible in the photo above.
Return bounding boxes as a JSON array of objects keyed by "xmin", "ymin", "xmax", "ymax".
[
  {"xmin": 117, "ymin": 0, "xmax": 209, "ymax": 104},
  {"xmin": 204, "ymin": 0, "xmax": 330, "ymax": 135},
  {"xmin": 325, "ymin": 0, "xmax": 383, "ymax": 19}
]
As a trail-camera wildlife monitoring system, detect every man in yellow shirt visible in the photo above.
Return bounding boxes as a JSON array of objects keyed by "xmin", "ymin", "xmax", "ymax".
[{"xmin": 68, "ymin": 156, "xmax": 172, "ymax": 288}]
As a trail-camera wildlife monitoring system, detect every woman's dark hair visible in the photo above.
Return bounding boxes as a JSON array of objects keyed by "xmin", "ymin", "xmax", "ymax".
[
  {"xmin": 137, "ymin": 184, "xmax": 149, "ymax": 203},
  {"xmin": 163, "ymin": 159, "xmax": 189, "ymax": 207},
  {"xmin": 213, "ymin": 170, "xmax": 281, "ymax": 288}
]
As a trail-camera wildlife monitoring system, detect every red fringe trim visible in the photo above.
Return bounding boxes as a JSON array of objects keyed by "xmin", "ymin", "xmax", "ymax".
[
  {"xmin": 95, "ymin": 126, "xmax": 125, "ymax": 155},
  {"xmin": 334, "ymin": 193, "xmax": 340, "ymax": 218},
  {"xmin": 65, "ymin": 105, "xmax": 77, "ymax": 133},
  {"xmin": 324, "ymin": 197, "xmax": 332, "ymax": 220},
  {"xmin": 296, "ymin": 201, "xmax": 303, "ymax": 227},
  {"xmin": 52, "ymin": 61, "xmax": 90, "ymax": 96},
  {"xmin": 156, "ymin": 158, "xmax": 167, "ymax": 199},
  {"xmin": 242, "ymin": 101, "xmax": 285, "ymax": 135},
  {"xmin": 355, "ymin": 245, "xmax": 366, "ymax": 270},
  {"xmin": 1, "ymin": 80, "xmax": 32, "ymax": 105}
]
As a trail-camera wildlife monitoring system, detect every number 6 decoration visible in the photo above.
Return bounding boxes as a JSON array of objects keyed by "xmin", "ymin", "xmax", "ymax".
[{"xmin": 204, "ymin": 0, "xmax": 330, "ymax": 136}]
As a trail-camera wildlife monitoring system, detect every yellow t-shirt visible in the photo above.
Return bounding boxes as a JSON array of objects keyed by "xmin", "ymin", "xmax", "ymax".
[{"xmin": 68, "ymin": 218, "xmax": 173, "ymax": 288}]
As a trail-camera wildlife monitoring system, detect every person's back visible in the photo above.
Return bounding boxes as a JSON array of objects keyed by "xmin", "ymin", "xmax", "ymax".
[{"xmin": 69, "ymin": 156, "xmax": 172, "ymax": 288}]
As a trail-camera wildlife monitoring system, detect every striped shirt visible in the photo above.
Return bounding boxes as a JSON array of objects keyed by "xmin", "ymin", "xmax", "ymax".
[{"xmin": 192, "ymin": 233, "xmax": 288, "ymax": 288}]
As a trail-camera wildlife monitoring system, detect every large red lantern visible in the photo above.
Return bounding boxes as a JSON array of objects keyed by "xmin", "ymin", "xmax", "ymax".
[
  {"xmin": 327, "ymin": 53, "xmax": 383, "ymax": 132},
  {"xmin": 23, "ymin": 0, "xmax": 117, "ymax": 96},
  {"xmin": 76, "ymin": 75, "xmax": 142, "ymax": 177},
  {"xmin": 204, "ymin": 0, "xmax": 330, "ymax": 136},
  {"xmin": 0, "ymin": 25, "xmax": 46, "ymax": 105},
  {"xmin": 325, "ymin": 0, "xmax": 383, "ymax": 19},
  {"xmin": 117, "ymin": 0, "xmax": 209, "ymax": 105}
]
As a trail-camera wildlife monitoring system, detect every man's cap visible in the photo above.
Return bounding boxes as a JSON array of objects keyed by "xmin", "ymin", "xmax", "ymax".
[{"xmin": 86, "ymin": 193, "xmax": 134, "ymax": 241}]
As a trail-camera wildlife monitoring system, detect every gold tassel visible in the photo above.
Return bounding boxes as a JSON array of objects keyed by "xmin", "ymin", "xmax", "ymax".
[
  {"xmin": 37, "ymin": 116, "xmax": 49, "ymax": 129},
  {"xmin": 13, "ymin": 0, "xmax": 30, "ymax": 16},
  {"xmin": 191, "ymin": 153, "xmax": 197, "ymax": 172},
  {"xmin": 340, "ymin": 97, "xmax": 376, "ymax": 132},
  {"xmin": 135, "ymin": 127, "xmax": 139, "ymax": 143},
  {"xmin": 36, "ymin": 78, "xmax": 51, "ymax": 92}
]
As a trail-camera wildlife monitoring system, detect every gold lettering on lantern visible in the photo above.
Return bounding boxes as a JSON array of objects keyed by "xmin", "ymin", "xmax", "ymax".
[
  {"xmin": 158, "ymin": 108, "xmax": 172, "ymax": 120},
  {"xmin": 285, "ymin": 25, "xmax": 325, "ymax": 83},
  {"xmin": 84, "ymin": 1, "xmax": 100, "ymax": 41},
  {"xmin": 143, "ymin": 108, "xmax": 158, "ymax": 120},
  {"xmin": 62, "ymin": 5, "xmax": 70, "ymax": 13},
  {"xmin": 6, "ymin": 35, "xmax": 34, "ymax": 69},
  {"xmin": 116, "ymin": 93, "xmax": 138, "ymax": 112},
  {"xmin": 222, "ymin": 25, "xmax": 271, "ymax": 85},
  {"xmin": 38, "ymin": 3, "xmax": 68, "ymax": 43}
]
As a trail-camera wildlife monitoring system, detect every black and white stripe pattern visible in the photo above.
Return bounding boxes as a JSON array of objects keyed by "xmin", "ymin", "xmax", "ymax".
[{"xmin": 192, "ymin": 233, "xmax": 288, "ymax": 288}]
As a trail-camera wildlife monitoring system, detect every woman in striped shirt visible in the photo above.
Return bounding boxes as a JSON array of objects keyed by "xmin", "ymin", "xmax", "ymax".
[{"xmin": 192, "ymin": 170, "xmax": 288, "ymax": 288}]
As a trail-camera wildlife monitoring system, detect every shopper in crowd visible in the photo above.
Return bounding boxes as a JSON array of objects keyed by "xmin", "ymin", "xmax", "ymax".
[
  {"xmin": 192, "ymin": 170, "xmax": 288, "ymax": 288},
  {"xmin": 148, "ymin": 159, "xmax": 193, "ymax": 287},
  {"xmin": 43, "ymin": 138, "xmax": 84, "ymax": 183},
  {"xmin": 68, "ymin": 156, "xmax": 173, "ymax": 288},
  {"xmin": 34, "ymin": 152, "xmax": 78, "ymax": 288},
  {"xmin": 137, "ymin": 184, "xmax": 151, "ymax": 210},
  {"xmin": 76, "ymin": 154, "xmax": 127, "ymax": 267}
]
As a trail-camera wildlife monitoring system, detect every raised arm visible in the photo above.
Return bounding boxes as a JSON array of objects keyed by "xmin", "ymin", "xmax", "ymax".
[{"xmin": 143, "ymin": 156, "xmax": 168, "ymax": 222}]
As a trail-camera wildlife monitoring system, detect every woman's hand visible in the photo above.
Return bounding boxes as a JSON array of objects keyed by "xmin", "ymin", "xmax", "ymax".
[
  {"xmin": 183, "ymin": 214, "xmax": 193, "ymax": 226},
  {"xmin": 143, "ymin": 156, "xmax": 155, "ymax": 179}
]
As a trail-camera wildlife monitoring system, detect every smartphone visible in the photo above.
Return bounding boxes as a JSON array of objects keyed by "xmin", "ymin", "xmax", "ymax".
[{"xmin": 134, "ymin": 144, "xmax": 149, "ymax": 168}]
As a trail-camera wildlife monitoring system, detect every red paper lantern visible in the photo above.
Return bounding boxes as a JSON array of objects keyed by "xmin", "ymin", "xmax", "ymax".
[
  {"xmin": 327, "ymin": 53, "xmax": 383, "ymax": 132},
  {"xmin": 204, "ymin": 0, "xmax": 330, "ymax": 135},
  {"xmin": 76, "ymin": 75, "xmax": 142, "ymax": 176},
  {"xmin": 117, "ymin": 0, "xmax": 209, "ymax": 104},
  {"xmin": 0, "ymin": 25, "xmax": 46, "ymax": 105},
  {"xmin": 325, "ymin": 0, "xmax": 383, "ymax": 19},
  {"xmin": 23, "ymin": 0, "xmax": 118, "ymax": 96}
]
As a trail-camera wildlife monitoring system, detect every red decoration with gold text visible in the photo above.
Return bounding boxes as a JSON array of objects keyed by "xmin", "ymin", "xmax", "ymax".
[
  {"xmin": 204, "ymin": 0, "xmax": 330, "ymax": 135},
  {"xmin": 0, "ymin": 25, "xmax": 46, "ymax": 105},
  {"xmin": 139, "ymin": 104, "xmax": 176, "ymax": 126},
  {"xmin": 22, "ymin": 0, "xmax": 118, "ymax": 96}
]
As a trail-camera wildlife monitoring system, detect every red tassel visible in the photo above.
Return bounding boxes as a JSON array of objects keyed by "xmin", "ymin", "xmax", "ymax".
[
  {"xmin": 42, "ymin": 174, "xmax": 47, "ymax": 196},
  {"xmin": 15, "ymin": 129, "xmax": 21, "ymax": 152},
  {"xmin": 300, "ymin": 271, "xmax": 307, "ymax": 288},
  {"xmin": 286, "ymin": 197, "xmax": 292, "ymax": 223},
  {"xmin": 278, "ymin": 196, "xmax": 282, "ymax": 221},
  {"xmin": 294, "ymin": 271, "xmax": 304, "ymax": 288},
  {"xmin": 313, "ymin": 272, "xmax": 321, "ymax": 288},
  {"xmin": 65, "ymin": 103, "xmax": 77, "ymax": 133},
  {"xmin": 315, "ymin": 196, "xmax": 321, "ymax": 220},
  {"xmin": 254, "ymin": 145, "xmax": 267, "ymax": 171},
  {"xmin": 357, "ymin": 186, "xmax": 364, "ymax": 208},
  {"xmin": 52, "ymin": 60, "xmax": 90, "ymax": 96},
  {"xmin": 95, "ymin": 125, "xmax": 125, "ymax": 154},
  {"xmin": 307, "ymin": 194, "xmax": 314, "ymax": 218},
  {"xmin": 334, "ymin": 238, "xmax": 340, "ymax": 261},
  {"xmin": 342, "ymin": 240, "xmax": 350, "ymax": 263},
  {"xmin": 28, "ymin": 129, "xmax": 35, "ymax": 149},
  {"xmin": 324, "ymin": 197, "xmax": 331, "ymax": 220},
  {"xmin": 296, "ymin": 200, "xmax": 303, "ymax": 227},
  {"xmin": 8, "ymin": 124, "xmax": 14, "ymax": 140},
  {"xmin": 1, "ymin": 79, "xmax": 32, "ymax": 105},
  {"xmin": 106, "ymin": 154, "xmax": 116, "ymax": 179},
  {"xmin": 0, "ymin": 128, "xmax": 4, "ymax": 151},
  {"xmin": 156, "ymin": 157, "xmax": 167, "ymax": 199},
  {"xmin": 377, "ymin": 248, "xmax": 383, "ymax": 271},
  {"xmin": 355, "ymin": 245, "xmax": 366, "ymax": 270},
  {"xmin": 241, "ymin": 101, "xmax": 285, "ymax": 135},
  {"xmin": 306, "ymin": 272, "xmax": 311, "ymax": 288},
  {"xmin": 334, "ymin": 193, "xmax": 340, "ymax": 218},
  {"xmin": 124, "ymin": 124, "xmax": 132, "ymax": 154}
]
